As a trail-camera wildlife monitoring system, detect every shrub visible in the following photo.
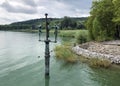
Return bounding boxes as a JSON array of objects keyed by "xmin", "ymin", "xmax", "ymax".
[
  {"xmin": 89, "ymin": 58, "xmax": 111, "ymax": 68},
  {"xmin": 76, "ymin": 31, "xmax": 89, "ymax": 44},
  {"xmin": 54, "ymin": 45, "xmax": 77, "ymax": 63}
]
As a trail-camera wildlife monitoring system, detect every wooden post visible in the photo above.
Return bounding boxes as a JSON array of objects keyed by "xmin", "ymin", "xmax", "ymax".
[
  {"xmin": 45, "ymin": 76, "xmax": 50, "ymax": 86},
  {"xmin": 38, "ymin": 13, "xmax": 58, "ymax": 77},
  {"xmin": 45, "ymin": 13, "xmax": 50, "ymax": 77}
]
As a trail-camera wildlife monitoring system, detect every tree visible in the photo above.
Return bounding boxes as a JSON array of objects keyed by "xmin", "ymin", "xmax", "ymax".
[
  {"xmin": 86, "ymin": 0, "xmax": 117, "ymax": 41},
  {"xmin": 112, "ymin": 0, "xmax": 120, "ymax": 24},
  {"xmin": 60, "ymin": 16, "xmax": 77, "ymax": 29},
  {"xmin": 86, "ymin": 16, "xmax": 95, "ymax": 40},
  {"xmin": 112, "ymin": 0, "xmax": 120, "ymax": 38}
]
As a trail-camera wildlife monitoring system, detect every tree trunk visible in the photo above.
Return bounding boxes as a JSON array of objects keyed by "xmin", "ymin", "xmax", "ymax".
[
  {"xmin": 115, "ymin": 25, "xmax": 120, "ymax": 39},
  {"xmin": 118, "ymin": 25, "xmax": 120, "ymax": 38}
]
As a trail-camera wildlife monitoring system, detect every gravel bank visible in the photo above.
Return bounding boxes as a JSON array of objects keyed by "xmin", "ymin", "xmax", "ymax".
[{"xmin": 72, "ymin": 41, "xmax": 120, "ymax": 64}]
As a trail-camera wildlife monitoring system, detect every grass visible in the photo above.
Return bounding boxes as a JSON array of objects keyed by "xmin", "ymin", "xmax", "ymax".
[
  {"xmin": 54, "ymin": 45, "xmax": 112, "ymax": 68},
  {"xmin": 77, "ymin": 55, "xmax": 111, "ymax": 68},
  {"xmin": 59, "ymin": 30, "xmax": 88, "ymax": 38},
  {"xmin": 59, "ymin": 30, "xmax": 77, "ymax": 37},
  {"xmin": 9, "ymin": 29, "xmax": 38, "ymax": 33},
  {"xmin": 54, "ymin": 44, "xmax": 78, "ymax": 63},
  {"xmin": 88, "ymin": 58, "xmax": 111, "ymax": 68},
  {"xmin": 59, "ymin": 30, "xmax": 90, "ymax": 44},
  {"xmin": 55, "ymin": 29, "xmax": 112, "ymax": 68}
]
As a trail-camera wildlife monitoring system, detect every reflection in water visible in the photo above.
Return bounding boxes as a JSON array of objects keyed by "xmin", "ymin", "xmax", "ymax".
[{"xmin": 45, "ymin": 76, "xmax": 50, "ymax": 86}]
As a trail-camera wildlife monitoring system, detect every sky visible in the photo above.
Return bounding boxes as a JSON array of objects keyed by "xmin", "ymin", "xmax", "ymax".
[{"xmin": 0, "ymin": 0, "xmax": 92, "ymax": 25}]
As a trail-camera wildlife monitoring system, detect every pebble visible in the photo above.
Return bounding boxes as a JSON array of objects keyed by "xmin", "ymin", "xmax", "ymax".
[{"xmin": 72, "ymin": 42, "xmax": 120, "ymax": 64}]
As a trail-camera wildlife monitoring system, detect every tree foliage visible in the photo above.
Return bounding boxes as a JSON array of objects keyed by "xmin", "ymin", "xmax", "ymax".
[
  {"xmin": 60, "ymin": 16, "xmax": 77, "ymax": 29},
  {"xmin": 112, "ymin": 0, "xmax": 120, "ymax": 24},
  {"xmin": 86, "ymin": 0, "xmax": 120, "ymax": 41}
]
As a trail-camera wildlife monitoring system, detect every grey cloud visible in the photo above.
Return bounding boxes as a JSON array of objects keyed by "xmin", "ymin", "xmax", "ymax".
[
  {"xmin": 63, "ymin": 0, "xmax": 92, "ymax": 16},
  {"xmin": 1, "ymin": 17, "xmax": 13, "ymax": 22},
  {"xmin": 22, "ymin": 0, "xmax": 37, "ymax": 7},
  {"xmin": 37, "ymin": 0, "xmax": 92, "ymax": 17},
  {"xmin": 0, "ymin": 0, "xmax": 92, "ymax": 24},
  {"xmin": 0, "ymin": 17, "xmax": 17, "ymax": 24},
  {"xmin": 1, "ymin": 1, "xmax": 37, "ymax": 14},
  {"xmin": 56, "ymin": 0, "xmax": 92, "ymax": 10}
]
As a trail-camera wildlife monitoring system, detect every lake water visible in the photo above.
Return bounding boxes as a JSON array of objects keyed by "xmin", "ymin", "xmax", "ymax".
[{"xmin": 0, "ymin": 31, "xmax": 120, "ymax": 86}]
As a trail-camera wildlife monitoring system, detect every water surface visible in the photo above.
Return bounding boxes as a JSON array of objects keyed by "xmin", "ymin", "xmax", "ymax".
[{"xmin": 0, "ymin": 31, "xmax": 120, "ymax": 86}]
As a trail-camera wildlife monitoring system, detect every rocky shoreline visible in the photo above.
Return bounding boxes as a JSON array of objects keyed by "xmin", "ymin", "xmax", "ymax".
[{"xmin": 72, "ymin": 41, "xmax": 120, "ymax": 64}]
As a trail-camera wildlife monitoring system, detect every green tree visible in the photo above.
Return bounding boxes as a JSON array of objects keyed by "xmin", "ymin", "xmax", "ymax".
[
  {"xmin": 86, "ymin": 0, "xmax": 116, "ymax": 41},
  {"xmin": 86, "ymin": 16, "xmax": 95, "ymax": 40},
  {"xmin": 113, "ymin": 0, "xmax": 120, "ymax": 24},
  {"xmin": 60, "ymin": 16, "xmax": 77, "ymax": 29},
  {"xmin": 112, "ymin": 0, "xmax": 120, "ymax": 38}
]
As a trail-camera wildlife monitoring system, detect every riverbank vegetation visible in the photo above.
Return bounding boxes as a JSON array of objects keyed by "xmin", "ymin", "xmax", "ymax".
[
  {"xmin": 54, "ymin": 44, "xmax": 77, "ymax": 63},
  {"xmin": 86, "ymin": 0, "xmax": 120, "ymax": 42},
  {"xmin": 75, "ymin": 30, "xmax": 89, "ymax": 44},
  {"xmin": 89, "ymin": 58, "xmax": 111, "ymax": 68},
  {"xmin": 78, "ymin": 56, "xmax": 111, "ymax": 68},
  {"xmin": 54, "ymin": 44, "xmax": 111, "ymax": 68},
  {"xmin": 59, "ymin": 30, "xmax": 89, "ymax": 44},
  {"xmin": 54, "ymin": 31, "xmax": 112, "ymax": 68}
]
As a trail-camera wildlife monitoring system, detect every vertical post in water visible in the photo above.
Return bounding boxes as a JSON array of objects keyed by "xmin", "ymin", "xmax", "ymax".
[{"xmin": 45, "ymin": 13, "xmax": 50, "ymax": 77}]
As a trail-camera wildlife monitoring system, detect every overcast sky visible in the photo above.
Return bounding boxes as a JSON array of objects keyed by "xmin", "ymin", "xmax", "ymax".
[{"xmin": 0, "ymin": 0, "xmax": 92, "ymax": 24}]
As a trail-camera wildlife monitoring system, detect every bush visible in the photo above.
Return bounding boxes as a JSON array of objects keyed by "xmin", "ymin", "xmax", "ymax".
[
  {"xmin": 76, "ymin": 30, "xmax": 89, "ymax": 44},
  {"xmin": 89, "ymin": 58, "xmax": 111, "ymax": 68},
  {"xmin": 54, "ymin": 45, "xmax": 77, "ymax": 63}
]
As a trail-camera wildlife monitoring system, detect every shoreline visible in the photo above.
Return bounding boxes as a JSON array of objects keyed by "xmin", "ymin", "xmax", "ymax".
[{"xmin": 72, "ymin": 42, "xmax": 120, "ymax": 64}]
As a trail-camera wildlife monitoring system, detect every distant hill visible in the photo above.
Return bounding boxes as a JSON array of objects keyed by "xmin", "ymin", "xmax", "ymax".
[
  {"xmin": 10, "ymin": 17, "xmax": 87, "ymax": 25},
  {"xmin": 0, "ymin": 17, "xmax": 87, "ymax": 30}
]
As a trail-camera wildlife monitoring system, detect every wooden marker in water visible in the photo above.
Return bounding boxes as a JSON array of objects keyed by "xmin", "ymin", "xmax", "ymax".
[
  {"xmin": 38, "ymin": 13, "xmax": 58, "ymax": 77},
  {"xmin": 44, "ymin": 13, "xmax": 50, "ymax": 76}
]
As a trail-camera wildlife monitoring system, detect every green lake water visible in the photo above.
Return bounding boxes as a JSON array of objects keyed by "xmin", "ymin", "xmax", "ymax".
[{"xmin": 0, "ymin": 31, "xmax": 120, "ymax": 86}]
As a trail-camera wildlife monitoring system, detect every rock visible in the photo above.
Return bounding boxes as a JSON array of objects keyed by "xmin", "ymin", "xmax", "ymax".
[{"xmin": 72, "ymin": 41, "xmax": 120, "ymax": 64}]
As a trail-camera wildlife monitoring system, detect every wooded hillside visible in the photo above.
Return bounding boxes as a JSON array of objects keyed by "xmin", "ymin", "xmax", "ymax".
[{"xmin": 0, "ymin": 17, "xmax": 87, "ymax": 30}]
